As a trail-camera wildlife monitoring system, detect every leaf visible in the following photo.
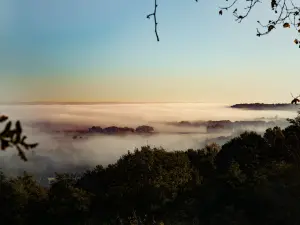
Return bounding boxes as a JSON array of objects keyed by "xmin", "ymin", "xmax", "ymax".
[
  {"xmin": 283, "ymin": 23, "xmax": 290, "ymax": 28},
  {"xmin": 1, "ymin": 121, "xmax": 12, "ymax": 136},
  {"xmin": 27, "ymin": 143, "xmax": 38, "ymax": 149},
  {"xmin": 219, "ymin": 10, "xmax": 223, "ymax": 15},
  {"xmin": 0, "ymin": 115, "xmax": 8, "ymax": 123},
  {"xmin": 22, "ymin": 143, "xmax": 29, "ymax": 150},
  {"xmin": 15, "ymin": 120, "xmax": 22, "ymax": 134},
  {"xmin": 21, "ymin": 136, "xmax": 27, "ymax": 143},
  {"xmin": 268, "ymin": 25, "xmax": 275, "ymax": 32},
  {"xmin": 271, "ymin": 0, "xmax": 277, "ymax": 9},
  {"xmin": 14, "ymin": 133, "xmax": 21, "ymax": 144},
  {"xmin": 1, "ymin": 139, "xmax": 9, "ymax": 150},
  {"xmin": 16, "ymin": 145, "xmax": 27, "ymax": 161},
  {"xmin": 13, "ymin": 121, "xmax": 22, "ymax": 143}
]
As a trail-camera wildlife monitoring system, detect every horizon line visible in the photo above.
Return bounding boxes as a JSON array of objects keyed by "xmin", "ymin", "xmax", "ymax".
[
  {"xmin": 0, "ymin": 101, "xmax": 287, "ymax": 106},
  {"xmin": 0, "ymin": 101, "xmax": 213, "ymax": 105}
]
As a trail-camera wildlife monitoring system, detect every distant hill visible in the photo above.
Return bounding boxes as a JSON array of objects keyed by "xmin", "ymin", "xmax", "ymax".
[{"xmin": 230, "ymin": 103, "xmax": 299, "ymax": 111}]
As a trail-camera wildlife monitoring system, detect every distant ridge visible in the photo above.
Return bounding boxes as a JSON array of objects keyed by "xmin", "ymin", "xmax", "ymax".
[{"xmin": 230, "ymin": 103, "xmax": 298, "ymax": 111}]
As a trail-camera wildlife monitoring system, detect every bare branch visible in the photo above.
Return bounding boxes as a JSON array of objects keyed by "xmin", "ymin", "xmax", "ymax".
[
  {"xmin": 147, "ymin": 0, "xmax": 199, "ymax": 42},
  {"xmin": 147, "ymin": 0, "xmax": 159, "ymax": 42}
]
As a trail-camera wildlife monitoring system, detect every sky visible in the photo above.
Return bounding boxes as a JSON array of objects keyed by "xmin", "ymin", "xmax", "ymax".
[{"xmin": 0, "ymin": 0, "xmax": 299, "ymax": 104}]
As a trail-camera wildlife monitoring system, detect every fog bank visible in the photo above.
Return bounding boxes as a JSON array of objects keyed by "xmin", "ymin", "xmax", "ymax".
[{"xmin": 0, "ymin": 103, "xmax": 296, "ymax": 179}]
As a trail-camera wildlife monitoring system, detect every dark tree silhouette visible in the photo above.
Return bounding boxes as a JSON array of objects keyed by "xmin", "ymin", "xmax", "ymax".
[
  {"xmin": 291, "ymin": 93, "xmax": 300, "ymax": 104},
  {"xmin": 148, "ymin": 0, "xmax": 300, "ymax": 47},
  {"xmin": 3, "ymin": 113, "xmax": 300, "ymax": 224},
  {"xmin": 0, "ymin": 115, "xmax": 38, "ymax": 161}
]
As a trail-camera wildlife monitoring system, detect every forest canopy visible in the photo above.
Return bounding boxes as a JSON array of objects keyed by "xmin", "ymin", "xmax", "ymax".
[{"xmin": 2, "ymin": 112, "xmax": 300, "ymax": 224}]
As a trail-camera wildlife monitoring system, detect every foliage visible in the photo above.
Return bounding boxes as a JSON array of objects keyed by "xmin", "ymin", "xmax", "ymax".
[
  {"xmin": 0, "ymin": 115, "xmax": 38, "ymax": 161},
  {"xmin": 3, "ymin": 112, "xmax": 300, "ymax": 224}
]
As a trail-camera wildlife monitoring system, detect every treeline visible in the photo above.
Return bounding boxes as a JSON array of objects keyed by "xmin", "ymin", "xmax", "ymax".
[
  {"xmin": 230, "ymin": 103, "xmax": 295, "ymax": 110},
  {"xmin": 2, "ymin": 113, "xmax": 300, "ymax": 225}
]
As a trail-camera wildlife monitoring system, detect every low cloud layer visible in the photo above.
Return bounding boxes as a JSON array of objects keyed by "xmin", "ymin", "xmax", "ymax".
[{"xmin": 0, "ymin": 103, "xmax": 296, "ymax": 179}]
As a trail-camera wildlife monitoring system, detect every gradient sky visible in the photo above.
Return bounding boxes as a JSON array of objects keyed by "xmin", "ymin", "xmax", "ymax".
[{"xmin": 0, "ymin": 0, "xmax": 299, "ymax": 103}]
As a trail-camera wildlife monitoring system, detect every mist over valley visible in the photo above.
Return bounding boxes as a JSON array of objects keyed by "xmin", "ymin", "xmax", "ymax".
[{"xmin": 0, "ymin": 102, "xmax": 298, "ymax": 183}]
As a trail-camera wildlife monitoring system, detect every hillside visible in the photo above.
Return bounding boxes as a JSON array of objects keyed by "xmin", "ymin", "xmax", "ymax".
[{"xmin": 2, "ymin": 113, "xmax": 300, "ymax": 225}]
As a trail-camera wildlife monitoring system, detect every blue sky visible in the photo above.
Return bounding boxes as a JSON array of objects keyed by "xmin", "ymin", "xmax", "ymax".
[{"xmin": 0, "ymin": 0, "xmax": 299, "ymax": 103}]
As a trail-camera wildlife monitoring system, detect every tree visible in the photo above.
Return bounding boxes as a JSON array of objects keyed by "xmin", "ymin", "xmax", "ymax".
[
  {"xmin": 0, "ymin": 172, "xmax": 47, "ymax": 225},
  {"xmin": 47, "ymin": 173, "xmax": 93, "ymax": 225},
  {"xmin": 147, "ymin": 0, "xmax": 300, "ymax": 47},
  {"xmin": 3, "ymin": 111, "xmax": 300, "ymax": 224}
]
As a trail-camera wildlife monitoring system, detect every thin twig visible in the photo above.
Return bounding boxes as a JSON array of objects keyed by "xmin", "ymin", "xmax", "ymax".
[
  {"xmin": 147, "ymin": 0, "xmax": 159, "ymax": 41},
  {"xmin": 220, "ymin": 0, "xmax": 239, "ymax": 11}
]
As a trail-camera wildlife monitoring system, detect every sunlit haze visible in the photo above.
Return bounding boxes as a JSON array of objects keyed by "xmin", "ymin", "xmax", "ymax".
[{"xmin": 0, "ymin": 0, "xmax": 299, "ymax": 103}]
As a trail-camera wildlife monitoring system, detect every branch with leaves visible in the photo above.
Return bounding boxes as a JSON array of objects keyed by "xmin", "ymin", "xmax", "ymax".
[
  {"xmin": 0, "ymin": 115, "xmax": 38, "ymax": 161},
  {"xmin": 147, "ymin": 0, "xmax": 300, "ymax": 47},
  {"xmin": 219, "ymin": 0, "xmax": 300, "ymax": 47}
]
